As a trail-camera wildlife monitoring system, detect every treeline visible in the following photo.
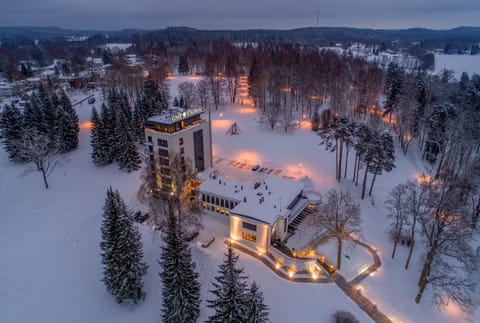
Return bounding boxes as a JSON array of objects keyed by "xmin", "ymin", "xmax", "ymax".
[{"xmin": 0, "ymin": 85, "xmax": 79, "ymax": 188}]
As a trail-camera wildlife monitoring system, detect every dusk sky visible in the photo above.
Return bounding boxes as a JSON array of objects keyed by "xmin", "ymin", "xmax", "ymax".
[{"xmin": 1, "ymin": 0, "xmax": 480, "ymax": 30}]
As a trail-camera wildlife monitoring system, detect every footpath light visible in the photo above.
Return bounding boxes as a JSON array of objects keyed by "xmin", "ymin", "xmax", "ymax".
[{"xmin": 288, "ymin": 269, "xmax": 295, "ymax": 278}]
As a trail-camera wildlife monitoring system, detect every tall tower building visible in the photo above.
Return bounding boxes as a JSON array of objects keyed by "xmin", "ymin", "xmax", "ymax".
[{"xmin": 145, "ymin": 107, "xmax": 212, "ymax": 192}]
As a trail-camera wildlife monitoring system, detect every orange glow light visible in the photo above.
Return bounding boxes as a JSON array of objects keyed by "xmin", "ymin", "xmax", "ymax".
[
  {"xmin": 80, "ymin": 121, "xmax": 93, "ymax": 130},
  {"xmin": 238, "ymin": 106, "xmax": 256, "ymax": 114},
  {"xmin": 234, "ymin": 150, "xmax": 262, "ymax": 165},
  {"xmin": 415, "ymin": 173, "xmax": 433, "ymax": 185},
  {"xmin": 211, "ymin": 119, "xmax": 232, "ymax": 130},
  {"xmin": 299, "ymin": 120, "xmax": 312, "ymax": 130}
]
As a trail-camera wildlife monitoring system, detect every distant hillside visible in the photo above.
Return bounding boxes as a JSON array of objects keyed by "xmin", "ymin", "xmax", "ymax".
[{"xmin": 1, "ymin": 25, "xmax": 480, "ymax": 48}]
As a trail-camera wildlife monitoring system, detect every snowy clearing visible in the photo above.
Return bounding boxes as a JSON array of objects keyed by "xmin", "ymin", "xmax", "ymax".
[{"xmin": 434, "ymin": 54, "xmax": 480, "ymax": 79}]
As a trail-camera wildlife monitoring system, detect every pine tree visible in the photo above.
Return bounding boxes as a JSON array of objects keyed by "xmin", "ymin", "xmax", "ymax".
[
  {"xmin": 115, "ymin": 113, "xmax": 141, "ymax": 172},
  {"xmin": 132, "ymin": 98, "xmax": 147, "ymax": 142},
  {"xmin": 100, "ymin": 187, "xmax": 148, "ymax": 304},
  {"xmin": 368, "ymin": 132, "xmax": 395, "ymax": 196},
  {"xmin": 101, "ymin": 102, "xmax": 116, "ymax": 164},
  {"xmin": 207, "ymin": 245, "xmax": 249, "ymax": 323},
  {"xmin": 91, "ymin": 104, "xmax": 116, "ymax": 166},
  {"xmin": 21, "ymin": 63, "xmax": 28, "ymax": 76},
  {"xmin": 383, "ymin": 62, "xmax": 404, "ymax": 119},
  {"xmin": 178, "ymin": 55, "xmax": 190, "ymax": 74},
  {"xmin": 59, "ymin": 90, "xmax": 79, "ymax": 151},
  {"xmin": 42, "ymin": 90, "xmax": 58, "ymax": 141},
  {"xmin": 90, "ymin": 106, "xmax": 108, "ymax": 165},
  {"xmin": 24, "ymin": 93, "xmax": 46, "ymax": 135},
  {"xmin": 0, "ymin": 104, "xmax": 26, "ymax": 162},
  {"xmin": 56, "ymin": 109, "xmax": 77, "ymax": 153},
  {"xmin": 159, "ymin": 200, "xmax": 201, "ymax": 323},
  {"xmin": 245, "ymin": 282, "xmax": 269, "ymax": 323}
]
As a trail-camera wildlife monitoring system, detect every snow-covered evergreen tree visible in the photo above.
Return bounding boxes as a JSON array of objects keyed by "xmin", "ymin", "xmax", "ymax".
[
  {"xmin": 100, "ymin": 187, "xmax": 148, "ymax": 304},
  {"xmin": 100, "ymin": 102, "xmax": 116, "ymax": 164},
  {"xmin": 114, "ymin": 113, "xmax": 141, "ymax": 172},
  {"xmin": 159, "ymin": 200, "xmax": 201, "ymax": 323},
  {"xmin": 368, "ymin": 132, "xmax": 395, "ymax": 196},
  {"xmin": 58, "ymin": 90, "xmax": 79, "ymax": 151},
  {"xmin": 383, "ymin": 62, "xmax": 404, "ymax": 119},
  {"xmin": 90, "ymin": 106, "xmax": 113, "ymax": 166},
  {"xmin": 42, "ymin": 90, "xmax": 57, "ymax": 141},
  {"xmin": 0, "ymin": 104, "xmax": 26, "ymax": 162},
  {"xmin": 132, "ymin": 99, "xmax": 147, "ymax": 142},
  {"xmin": 206, "ymin": 245, "xmax": 249, "ymax": 323},
  {"xmin": 56, "ymin": 109, "xmax": 77, "ymax": 153},
  {"xmin": 245, "ymin": 281, "xmax": 269, "ymax": 323},
  {"xmin": 178, "ymin": 55, "xmax": 190, "ymax": 74},
  {"xmin": 24, "ymin": 93, "xmax": 47, "ymax": 135}
]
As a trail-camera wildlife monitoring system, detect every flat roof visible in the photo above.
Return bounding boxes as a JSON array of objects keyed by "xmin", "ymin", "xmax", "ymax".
[
  {"xmin": 198, "ymin": 169, "xmax": 305, "ymax": 225},
  {"xmin": 147, "ymin": 107, "xmax": 205, "ymax": 125}
]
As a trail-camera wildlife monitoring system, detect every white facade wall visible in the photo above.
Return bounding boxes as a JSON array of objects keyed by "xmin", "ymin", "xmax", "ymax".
[{"xmin": 230, "ymin": 214, "xmax": 271, "ymax": 253}]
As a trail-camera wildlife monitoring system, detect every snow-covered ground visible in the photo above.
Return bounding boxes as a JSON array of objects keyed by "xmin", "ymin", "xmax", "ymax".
[
  {"xmin": 0, "ymin": 75, "xmax": 477, "ymax": 323},
  {"xmin": 434, "ymin": 54, "xmax": 480, "ymax": 79}
]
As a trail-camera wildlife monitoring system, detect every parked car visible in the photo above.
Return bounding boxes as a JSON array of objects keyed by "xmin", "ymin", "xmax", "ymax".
[
  {"xmin": 134, "ymin": 211, "xmax": 149, "ymax": 223},
  {"xmin": 251, "ymin": 165, "xmax": 260, "ymax": 171},
  {"xmin": 87, "ymin": 97, "xmax": 95, "ymax": 104}
]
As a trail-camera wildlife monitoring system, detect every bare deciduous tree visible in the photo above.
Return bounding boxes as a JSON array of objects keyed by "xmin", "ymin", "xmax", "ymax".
[
  {"xmin": 415, "ymin": 182, "xmax": 476, "ymax": 315},
  {"xmin": 17, "ymin": 130, "xmax": 61, "ymax": 189},
  {"xmin": 139, "ymin": 153, "xmax": 201, "ymax": 235},
  {"xmin": 178, "ymin": 81, "xmax": 196, "ymax": 108},
  {"xmin": 316, "ymin": 189, "xmax": 361, "ymax": 270},
  {"xmin": 385, "ymin": 183, "xmax": 409, "ymax": 259}
]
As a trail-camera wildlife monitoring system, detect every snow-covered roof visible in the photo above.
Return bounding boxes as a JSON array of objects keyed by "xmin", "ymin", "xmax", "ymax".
[
  {"xmin": 147, "ymin": 107, "xmax": 204, "ymax": 125},
  {"xmin": 198, "ymin": 169, "xmax": 305, "ymax": 225}
]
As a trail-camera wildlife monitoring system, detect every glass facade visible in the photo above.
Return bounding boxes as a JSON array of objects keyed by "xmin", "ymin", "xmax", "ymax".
[{"xmin": 193, "ymin": 130, "xmax": 204, "ymax": 172}]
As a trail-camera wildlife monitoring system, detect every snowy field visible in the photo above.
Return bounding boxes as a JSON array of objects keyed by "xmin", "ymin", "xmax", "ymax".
[
  {"xmin": 434, "ymin": 54, "xmax": 480, "ymax": 79},
  {"xmin": 0, "ymin": 75, "xmax": 478, "ymax": 323}
]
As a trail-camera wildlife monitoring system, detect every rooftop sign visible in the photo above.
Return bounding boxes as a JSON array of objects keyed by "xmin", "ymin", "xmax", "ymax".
[{"xmin": 170, "ymin": 107, "xmax": 204, "ymax": 122}]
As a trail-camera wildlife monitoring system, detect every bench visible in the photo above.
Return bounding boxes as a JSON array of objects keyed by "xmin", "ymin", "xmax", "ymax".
[{"xmin": 201, "ymin": 236, "xmax": 215, "ymax": 248}]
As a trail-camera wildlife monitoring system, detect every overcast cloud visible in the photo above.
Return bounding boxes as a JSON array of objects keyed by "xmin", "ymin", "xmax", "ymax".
[{"xmin": 1, "ymin": 0, "xmax": 479, "ymax": 30}]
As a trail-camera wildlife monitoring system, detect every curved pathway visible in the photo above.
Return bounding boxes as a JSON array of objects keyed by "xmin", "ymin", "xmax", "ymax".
[{"xmin": 227, "ymin": 239, "xmax": 392, "ymax": 323}]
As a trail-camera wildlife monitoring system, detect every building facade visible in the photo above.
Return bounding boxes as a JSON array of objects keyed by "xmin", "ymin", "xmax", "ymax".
[{"xmin": 145, "ymin": 107, "xmax": 212, "ymax": 192}]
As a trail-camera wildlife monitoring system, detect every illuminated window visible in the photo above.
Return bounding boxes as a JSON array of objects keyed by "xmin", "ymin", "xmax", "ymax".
[
  {"xmin": 202, "ymin": 203, "xmax": 206, "ymax": 208},
  {"xmin": 242, "ymin": 222, "xmax": 257, "ymax": 231},
  {"xmin": 147, "ymin": 136, "xmax": 152, "ymax": 143},
  {"xmin": 179, "ymin": 137, "xmax": 184, "ymax": 145},
  {"xmin": 242, "ymin": 232, "xmax": 257, "ymax": 242}
]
